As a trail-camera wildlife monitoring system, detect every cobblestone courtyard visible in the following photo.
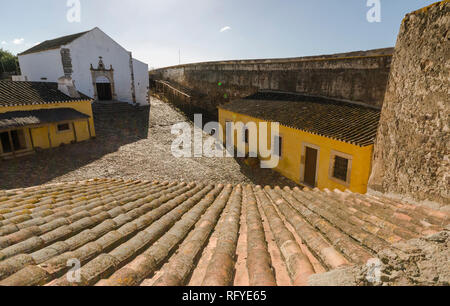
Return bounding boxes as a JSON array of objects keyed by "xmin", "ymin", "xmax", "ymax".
[{"xmin": 0, "ymin": 97, "xmax": 297, "ymax": 190}]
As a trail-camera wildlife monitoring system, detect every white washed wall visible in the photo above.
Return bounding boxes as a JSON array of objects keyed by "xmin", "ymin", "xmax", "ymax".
[
  {"xmin": 18, "ymin": 49, "xmax": 64, "ymax": 83},
  {"xmin": 18, "ymin": 28, "xmax": 149, "ymax": 105},
  {"xmin": 133, "ymin": 58, "xmax": 149, "ymax": 105},
  {"xmin": 68, "ymin": 28, "xmax": 134, "ymax": 102}
]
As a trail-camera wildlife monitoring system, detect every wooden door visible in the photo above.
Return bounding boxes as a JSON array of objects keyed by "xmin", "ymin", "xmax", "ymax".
[
  {"xmin": 0, "ymin": 132, "xmax": 11, "ymax": 153},
  {"xmin": 304, "ymin": 147, "xmax": 318, "ymax": 187},
  {"xmin": 96, "ymin": 83, "xmax": 112, "ymax": 100}
]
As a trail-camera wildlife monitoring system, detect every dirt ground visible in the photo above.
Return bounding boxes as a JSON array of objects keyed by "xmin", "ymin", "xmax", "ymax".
[{"xmin": 0, "ymin": 97, "xmax": 298, "ymax": 190}]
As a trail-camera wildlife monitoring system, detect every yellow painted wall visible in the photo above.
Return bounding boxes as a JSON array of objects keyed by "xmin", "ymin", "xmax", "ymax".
[
  {"xmin": 29, "ymin": 126, "xmax": 49, "ymax": 149},
  {"xmin": 219, "ymin": 108, "xmax": 373, "ymax": 193},
  {"xmin": 0, "ymin": 100, "xmax": 95, "ymax": 152}
]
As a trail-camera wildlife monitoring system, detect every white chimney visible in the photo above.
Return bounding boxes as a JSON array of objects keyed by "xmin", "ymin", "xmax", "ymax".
[{"xmin": 57, "ymin": 76, "xmax": 80, "ymax": 98}]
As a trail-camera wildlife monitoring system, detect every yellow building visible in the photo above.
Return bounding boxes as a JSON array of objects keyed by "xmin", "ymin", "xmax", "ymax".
[
  {"xmin": 218, "ymin": 92, "xmax": 381, "ymax": 193},
  {"xmin": 0, "ymin": 80, "xmax": 95, "ymax": 159}
]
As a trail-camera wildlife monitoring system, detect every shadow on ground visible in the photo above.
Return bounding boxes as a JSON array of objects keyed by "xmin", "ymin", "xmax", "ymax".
[
  {"xmin": 234, "ymin": 157, "xmax": 300, "ymax": 188},
  {"xmin": 0, "ymin": 97, "xmax": 301, "ymax": 190},
  {"xmin": 153, "ymin": 94, "xmax": 300, "ymax": 189},
  {"xmin": 0, "ymin": 103, "xmax": 150, "ymax": 189}
]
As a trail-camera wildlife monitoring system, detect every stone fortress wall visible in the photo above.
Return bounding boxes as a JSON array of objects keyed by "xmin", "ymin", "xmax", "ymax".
[
  {"xmin": 369, "ymin": 1, "xmax": 449, "ymax": 208},
  {"xmin": 150, "ymin": 48, "xmax": 393, "ymax": 113}
]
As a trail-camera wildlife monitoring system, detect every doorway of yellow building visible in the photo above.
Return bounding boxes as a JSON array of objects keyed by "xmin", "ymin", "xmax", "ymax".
[
  {"xmin": 0, "ymin": 132, "xmax": 11, "ymax": 153},
  {"xmin": 304, "ymin": 146, "xmax": 318, "ymax": 187},
  {"xmin": 0, "ymin": 129, "xmax": 27, "ymax": 154}
]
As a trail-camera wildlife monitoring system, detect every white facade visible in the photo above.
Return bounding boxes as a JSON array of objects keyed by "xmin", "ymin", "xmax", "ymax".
[
  {"xmin": 18, "ymin": 28, "xmax": 149, "ymax": 105},
  {"xmin": 132, "ymin": 58, "xmax": 150, "ymax": 105},
  {"xmin": 19, "ymin": 48, "xmax": 64, "ymax": 83}
]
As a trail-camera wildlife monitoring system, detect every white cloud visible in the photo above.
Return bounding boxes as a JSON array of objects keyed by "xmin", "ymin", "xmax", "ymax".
[
  {"xmin": 13, "ymin": 38, "xmax": 25, "ymax": 45},
  {"xmin": 1, "ymin": 41, "xmax": 7, "ymax": 45},
  {"xmin": 220, "ymin": 26, "xmax": 231, "ymax": 33}
]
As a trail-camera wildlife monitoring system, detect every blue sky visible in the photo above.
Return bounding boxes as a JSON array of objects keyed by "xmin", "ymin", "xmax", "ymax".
[{"xmin": 0, "ymin": 0, "xmax": 437, "ymax": 68}]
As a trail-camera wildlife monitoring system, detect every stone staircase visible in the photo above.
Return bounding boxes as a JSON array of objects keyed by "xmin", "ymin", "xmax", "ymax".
[
  {"xmin": 92, "ymin": 101, "xmax": 142, "ymax": 114},
  {"xmin": 91, "ymin": 101, "xmax": 150, "ymax": 138}
]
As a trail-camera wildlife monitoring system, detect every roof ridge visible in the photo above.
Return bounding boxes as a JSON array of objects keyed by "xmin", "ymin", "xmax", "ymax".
[
  {"xmin": 18, "ymin": 29, "xmax": 92, "ymax": 56},
  {"xmin": 254, "ymin": 90, "xmax": 382, "ymax": 110}
]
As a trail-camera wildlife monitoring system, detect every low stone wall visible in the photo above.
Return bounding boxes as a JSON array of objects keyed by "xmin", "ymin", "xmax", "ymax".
[
  {"xmin": 150, "ymin": 48, "xmax": 393, "ymax": 114},
  {"xmin": 369, "ymin": 1, "xmax": 449, "ymax": 207}
]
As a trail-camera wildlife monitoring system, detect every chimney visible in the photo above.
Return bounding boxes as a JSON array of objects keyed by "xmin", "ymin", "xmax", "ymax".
[{"xmin": 57, "ymin": 76, "xmax": 80, "ymax": 98}]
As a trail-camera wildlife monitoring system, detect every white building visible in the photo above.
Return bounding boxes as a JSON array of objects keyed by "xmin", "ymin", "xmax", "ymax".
[{"xmin": 18, "ymin": 27, "xmax": 149, "ymax": 105}]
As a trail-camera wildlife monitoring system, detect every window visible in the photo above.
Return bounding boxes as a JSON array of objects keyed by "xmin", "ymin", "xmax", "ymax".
[
  {"xmin": 333, "ymin": 156, "xmax": 349, "ymax": 181},
  {"xmin": 244, "ymin": 129, "xmax": 249, "ymax": 144},
  {"xmin": 329, "ymin": 151, "xmax": 352, "ymax": 185},
  {"xmin": 57, "ymin": 123, "xmax": 70, "ymax": 132},
  {"xmin": 273, "ymin": 135, "xmax": 282, "ymax": 157},
  {"xmin": 0, "ymin": 129, "xmax": 28, "ymax": 154}
]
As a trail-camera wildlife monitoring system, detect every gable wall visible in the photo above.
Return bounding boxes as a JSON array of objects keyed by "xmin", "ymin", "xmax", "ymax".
[
  {"xmin": 18, "ymin": 49, "xmax": 65, "ymax": 83},
  {"xmin": 67, "ymin": 28, "xmax": 134, "ymax": 102}
]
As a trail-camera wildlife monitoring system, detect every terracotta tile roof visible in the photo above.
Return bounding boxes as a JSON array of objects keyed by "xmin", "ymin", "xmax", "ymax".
[
  {"xmin": 219, "ymin": 91, "xmax": 381, "ymax": 146},
  {"xmin": 19, "ymin": 31, "xmax": 89, "ymax": 56},
  {"xmin": 0, "ymin": 179, "xmax": 447, "ymax": 286},
  {"xmin": 0, "ymin": 81, "xmax": 91, "ymax": 107},
  {"xmin": 0, "ymin": 108, "xmax": 90, "ymax": 130}
]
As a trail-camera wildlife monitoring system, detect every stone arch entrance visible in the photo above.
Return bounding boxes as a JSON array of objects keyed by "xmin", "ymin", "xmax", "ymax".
[
  {"xmin": 90, "ymin": 56, "xmax": 117, "ymax": 101},
  {"xmin": 95, "ymin": 76, "xmax": 112, "ymax": 100}
]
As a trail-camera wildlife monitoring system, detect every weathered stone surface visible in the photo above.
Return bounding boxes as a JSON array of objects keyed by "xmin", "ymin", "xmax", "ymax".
[
  {"xmin": 308, "ymin": 229, "xmax": 450, "ymax": 286},
  {"xmin": 60, "ymin": 48, "xmax": 73, "ymax": 78},
  {"xmin": 308, "ymin": 266, "xmax": 358, "ymax": 286},
  {"xmin": 151, "ymin": 48, "xmax": 393, "ymax": 114},
  {"xmin": 369, "ymin": 2, "xmax": 450, "ymax": 207}
]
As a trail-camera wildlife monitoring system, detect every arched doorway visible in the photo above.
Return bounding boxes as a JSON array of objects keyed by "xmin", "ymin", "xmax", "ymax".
[
  {"xmin": 90, "ymin": 56, "xmax": 117, "ymax": 101},
  {"xmin": 95, "ymin": 76, "xmax": 112, "ymax": 101}
]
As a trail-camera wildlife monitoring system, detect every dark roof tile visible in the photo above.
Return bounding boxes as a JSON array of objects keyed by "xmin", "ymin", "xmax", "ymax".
[
  {"xmin": 19, "ymin": 31, "xmax": 89, "ymax": 56},
  {"xmin": 0, "ymin": 108, "xmax": 90, "ymax": 130},
  {"xmin": 219, "ymin": 91, "xmax": 381, "ymax": 146},
  {"xmin": 0, "ymin": 81, "xmax": 91, "ymax": 107}
]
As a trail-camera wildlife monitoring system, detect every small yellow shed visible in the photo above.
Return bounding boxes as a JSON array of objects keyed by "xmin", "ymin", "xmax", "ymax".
[{"xmin": 0, "ymin": 80, "xmax": 95, "ymax": 159}]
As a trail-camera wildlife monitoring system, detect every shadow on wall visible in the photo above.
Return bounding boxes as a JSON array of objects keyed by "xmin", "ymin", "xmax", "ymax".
[
  {"xmin": 149, "ymin": 48, "xmax": 394, "ymax": 114},
  {"xmin": 0, "ymin": 104, "xmax": 150, "ymax": 189}
]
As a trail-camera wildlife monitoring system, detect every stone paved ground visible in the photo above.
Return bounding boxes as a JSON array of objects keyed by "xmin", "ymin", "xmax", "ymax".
[{"xmin": 0, "ymin": 97, "xmax": 298, "ymax": 190}]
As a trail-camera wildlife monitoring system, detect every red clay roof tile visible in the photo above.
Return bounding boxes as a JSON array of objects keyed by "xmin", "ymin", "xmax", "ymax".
[{"xmin": 0, "ymin": 178, "xmax": 448, "ymax": 286}]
